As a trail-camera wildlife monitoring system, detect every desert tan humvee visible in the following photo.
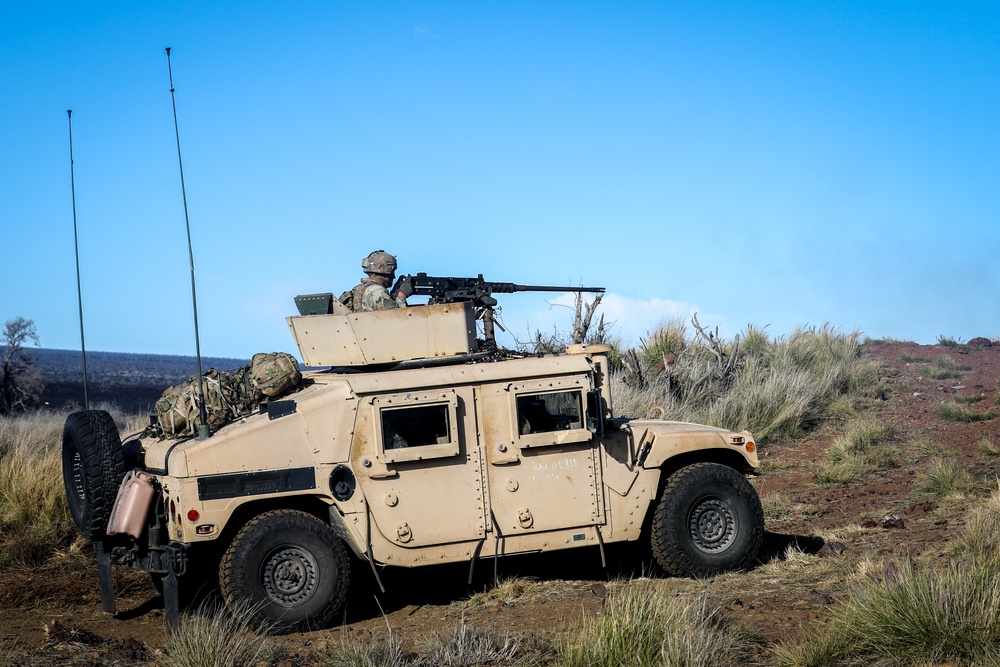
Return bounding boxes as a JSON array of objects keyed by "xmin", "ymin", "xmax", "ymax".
[{"xmin": 62, "ymin": 294, "xmax": 763, "ymax": 632}]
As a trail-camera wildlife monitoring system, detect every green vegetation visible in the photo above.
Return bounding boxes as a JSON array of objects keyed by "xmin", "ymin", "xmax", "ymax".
[
  {"xmin": 979, "ymin": 437, "xmax": 1000, "ymax": 457},
  {"xmin": 863, "ymin": 336, "xmax": 913, "ymax": 345},
  {"xmin": 917, "ymin": 457, "xmax": 977, "ymax": 497},
  {"xmin": 813, "ymin": 418, "xmax": 898, "ymax": 484},
  {"xmin": 898, "ymin": 351, "xmax": 931, "ymax": 363},
  {"xmin": 611, "ymin": 323, "xmax": 882, "ymax": 444},
  {"xmin": 774, "ymin": 558, "xmax": 1000, "ymax": 667},
  {"xmin": 924, "ymin": 355, "xmax": 973, "ymax": 380},
  {"xmin": 557, "ymin": 582, "xmax": 748, "ymax": 667},
  {"xmin": 952, "ymin": 484, "xmax": 1000, "ymax": 560},
  {"xmin": 911, "ymin": 437, "xmax": 937, "ymax": 457},
  {"xmin": 776, "ymin": 484, "xmax": 1000, "ymax": 667},
  {"xmin": 936, "ymin": 335, "xmax": 964, "ymax": 348},
  {"xmin": 936, "ymin": 401, "xmax": 996, "ymax": 422}
]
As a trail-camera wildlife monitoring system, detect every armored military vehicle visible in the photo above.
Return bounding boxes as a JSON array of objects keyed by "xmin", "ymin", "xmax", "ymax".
[{"xmin": 61, "ymin": 278, "xmax": 763, "ymax": 632}]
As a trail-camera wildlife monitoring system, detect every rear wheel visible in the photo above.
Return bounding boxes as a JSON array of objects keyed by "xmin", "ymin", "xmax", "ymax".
[
  {"xmin": 62, "ymin": 410, "xmax": 126, "ymax": 540},
  {"xmin": 220, "ymin": 510, "xmax": 350, "ymax": 632},
  {"xmin": 651, "ymin": 462, "xmax": 763, "ymax": 577}
]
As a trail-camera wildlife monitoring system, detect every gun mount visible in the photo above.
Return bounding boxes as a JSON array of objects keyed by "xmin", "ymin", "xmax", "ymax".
[{"xmin": 287, "ymin": 276, "xmax": 605, "ymax": 368}]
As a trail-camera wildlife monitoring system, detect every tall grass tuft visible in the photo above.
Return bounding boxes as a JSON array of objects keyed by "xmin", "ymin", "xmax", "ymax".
[
  {"xmin": 813, "ymin": 418, "xmax": 898, "ymax": 484},
  {"xmin": 161, "ymin": 602, "xmax": 273, "ymax": 667},
  {"xmin": 422, "ymin": 621, "xmax": 525, "ymax": 666},
  {"xmin": 918, "ymin": 457, "xmax": 977, "ymax": 497},
  {"xmin": 610, "ymin": 324, "xmax": 882, "ymax": 445},
  {"xmin": 0, "ymin": 408, "xmax": 146, "ymax": 567},
  {"xmin": 0, "ymin": 411, "xmax": 74, "ymax": 566},
  {"xmin": 319, "ymin": 629, "xmax": 407, "ymax": 667},
  {"xmin": 774, "ymin": 558, "xmax": 1000, "ymax": 667},
  {"xmin": 778, "ymin": 495, "xmax": 1000, "ymax": 666},
  {"xmin": 557, "ymin": 582, "xmax": 746, "ymax": 667},
  {"xmin": 937, "ymin": 402, "xmax": 996, "ymax": 423},
  {"xmin": 926, "ymin": 355, "xmax": 972, "ymax": 380},
  {"xmin": 951, "ymin": 483, "xmax": 1000, "ymax": 560}
]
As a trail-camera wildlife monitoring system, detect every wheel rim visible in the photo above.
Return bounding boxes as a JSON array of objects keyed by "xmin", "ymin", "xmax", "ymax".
[
  {"xmin": 262, "ymin": 545, "xmax": 319, "ymax": 607},
  {"xmin": 688, "ymin": 497, "xmax": 738, "ymax": 554}
]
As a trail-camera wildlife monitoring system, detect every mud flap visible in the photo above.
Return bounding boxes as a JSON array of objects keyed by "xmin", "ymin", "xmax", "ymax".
[
  {"xmin": 96, "ymin": 540, "xmax": 116, "ymax": 615},
  {"xmin": 163, "ymin": 567, "xmax": 180, "ymax": 634},
  {"xmin": 163, "ymin": 544, "xmax": 186, "ymax": 634}
]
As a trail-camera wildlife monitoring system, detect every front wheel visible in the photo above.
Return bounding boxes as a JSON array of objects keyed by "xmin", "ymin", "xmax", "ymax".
[
  {"xmin": 220, "ymin": 510, "xmax": 350, "ymax": 632},
  {"xmin": 651, "ymin": 462, "xmax": 763, "ymax": 577}
]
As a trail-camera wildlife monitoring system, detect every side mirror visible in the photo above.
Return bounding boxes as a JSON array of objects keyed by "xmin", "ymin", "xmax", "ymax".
[{"xmin": 586, "ymin": 389, "xmax": 604, "ymax": 436}]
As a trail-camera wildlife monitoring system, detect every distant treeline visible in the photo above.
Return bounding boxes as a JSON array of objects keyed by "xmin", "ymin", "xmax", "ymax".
[{"xmin": 26, "ymin": 348, "xmax": 249, "ymax": 414}]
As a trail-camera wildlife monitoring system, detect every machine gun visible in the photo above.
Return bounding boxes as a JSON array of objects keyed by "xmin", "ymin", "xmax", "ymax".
[
  {"xmin": 394, "ymin": 273, "xmax": 605, "ymax": 342},
  {"xmin": 399, "ymin": 273, "xmax": 604, "ymax": 307}
]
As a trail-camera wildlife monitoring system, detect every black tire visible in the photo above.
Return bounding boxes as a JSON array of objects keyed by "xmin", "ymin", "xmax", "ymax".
[
  {"xmin": 220, "ymin": 510, "xmax": 350, "ymax": 632},
  {"xmin": 62, "ymin": 410, "xmax": 126, "ymax": 540},
  {"xmin": 651, "ymin": 462, "xmax": 763, "ymax": 578}
]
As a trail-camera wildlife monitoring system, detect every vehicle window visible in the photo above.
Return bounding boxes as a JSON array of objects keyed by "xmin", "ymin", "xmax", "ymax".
[
  {"xmin": 372, "ymin": 391, "xmax": 460, "ymax": 463},
  {"xmin": 381, "ymin": 404, "xmax": 451, "ymax": 450},
  {"xmin": 516, "ymin": 390, "xmax": 583, "ymax": 435}
]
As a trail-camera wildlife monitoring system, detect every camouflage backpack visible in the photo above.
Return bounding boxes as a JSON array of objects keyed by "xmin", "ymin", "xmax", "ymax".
[
  {"xmin": 249, "ymin": 352, "xmax": 302, "ymax": 398},
  {"xmin": 155, "ymin": 352, "xmax": 301, "ymax": 437}
]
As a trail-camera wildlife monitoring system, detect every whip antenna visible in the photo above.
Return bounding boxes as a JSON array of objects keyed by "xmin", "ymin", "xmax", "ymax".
[
  {"xmin": 165, "ymin": 47, "xmax": 210, "ymax": 440},
  {"xmin": 66, "ymin": 110, "xmax": 90, "ymax": 410}
]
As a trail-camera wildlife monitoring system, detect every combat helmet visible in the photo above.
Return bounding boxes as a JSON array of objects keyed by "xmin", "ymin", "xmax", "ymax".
[{"xmin": 361, "ymin": 250, "xmax": 397, "ymax": 276}]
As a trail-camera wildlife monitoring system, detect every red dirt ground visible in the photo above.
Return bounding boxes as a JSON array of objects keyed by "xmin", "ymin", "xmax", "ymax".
[{"xmin": 3, "ymin": 340, "xmax": 999, "ymax": 665}]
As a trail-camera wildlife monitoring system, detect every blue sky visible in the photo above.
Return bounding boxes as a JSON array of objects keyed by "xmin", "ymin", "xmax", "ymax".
[{"xmin": 2, "ymin": 2, "xmax": 998, "ymax": 360}]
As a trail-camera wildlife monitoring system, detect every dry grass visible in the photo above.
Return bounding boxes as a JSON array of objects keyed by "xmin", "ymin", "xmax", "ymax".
[
  {"xmin": 773, "ymin": 558, "xmax": 1000, "ymax": 667},
  {"xmin": 924, "ymin": 355, "xmax": 973, "ymax": 380},
  {"xmin": 611, "ymin": 324, "xmax": 882, "ymax": 446},
  {"xmin": 556, "ymin": 581, "xmax": 748, "ymax": 667},
  {"xmin": 421, "ymin": 621, "xmax": 528, "ymax": 666},
  {"xmin": 160, "ymin": 601, "xmax": 274, "ymax": 667},
  {"xmin": 774, "ymin": 485, "xmax": 1000, "ymax": 667},
  {"xmin": 813, "ymin": 418, "xmax": 898, "ymax": 484},
  {"xmin": 0, "ymin": 411, "xmax": 75, "ymax": 567},
  {"xmin": 319, "ymin": 628, "xmax": 408, "ymax": 667},
  {"xmin": 979, "ymin": 437, "xmax": 1000, "ymax": 456},
  {"xmin": 917, "ymin": 457, "xmax": 978, "ymax": 498},
  {"xmin": 937, "ymin": 401, "xmax": 996, "ymax": 422},
  {"xmin": 951, "ymin": 483, "xmax": 1000, "ymax": 560},
  {"xmin": 0, "ymin": 408, "xmax": 145, "ymax": 571},
  {"xmin": 465, "ymin": 577, "xmax": 533, "ymax": 607}
]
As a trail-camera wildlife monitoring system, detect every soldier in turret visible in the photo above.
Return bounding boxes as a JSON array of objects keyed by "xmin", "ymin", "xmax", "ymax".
[{"xmin": 340, "ymin": 250, "xmax": 413, "ymax": 312}]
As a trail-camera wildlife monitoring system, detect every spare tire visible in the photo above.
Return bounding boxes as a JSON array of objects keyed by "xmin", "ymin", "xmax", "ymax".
[{"xmin": 62, "ymin": 410, "xmax": 126, "ymax": 540}]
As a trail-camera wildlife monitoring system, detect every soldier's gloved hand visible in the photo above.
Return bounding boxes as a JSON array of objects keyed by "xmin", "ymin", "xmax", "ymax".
[{"xmin": 396, "ymin": 274, "xmax": 414, "ymax": 298}]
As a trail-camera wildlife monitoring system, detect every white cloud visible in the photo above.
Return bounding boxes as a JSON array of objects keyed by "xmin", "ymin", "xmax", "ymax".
[{"xmin": 495, "ymin": 292, "xmax": 734, "ymax": 348}]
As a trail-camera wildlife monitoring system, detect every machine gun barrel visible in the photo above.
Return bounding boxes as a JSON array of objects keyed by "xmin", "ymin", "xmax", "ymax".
[{"xmin": 407, "ymin": 273, "xmax": 604, "ymax": 307}]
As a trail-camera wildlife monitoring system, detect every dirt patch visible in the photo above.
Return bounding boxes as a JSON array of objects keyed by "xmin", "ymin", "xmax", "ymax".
[{"xmin": 4, "ymin": 341, "xmax": 999, "ymax": 665}]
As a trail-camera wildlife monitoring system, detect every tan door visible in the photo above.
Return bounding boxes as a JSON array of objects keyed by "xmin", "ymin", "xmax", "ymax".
[
  {"xmin": 358, "ymin": 386, "xmax": 488, "ymax": 549},
  {"xmin": 481, "ymin": 376, "xmax": 603, "ymax": 537}
]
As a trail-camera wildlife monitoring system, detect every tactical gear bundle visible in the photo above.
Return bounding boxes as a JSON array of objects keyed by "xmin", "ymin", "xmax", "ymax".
[{"xmin": 155, "ymin": 352, "xmax": 302, "ymax": 437}]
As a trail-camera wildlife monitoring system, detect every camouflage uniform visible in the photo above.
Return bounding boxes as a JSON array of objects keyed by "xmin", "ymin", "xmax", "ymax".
[
  {"xmin": 349, "ymin": 278, "xmax": 407, "ymax": 312},
  {"xmin": 339, "ymin": 250, "xmax": 409, "ymax": 312}
]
